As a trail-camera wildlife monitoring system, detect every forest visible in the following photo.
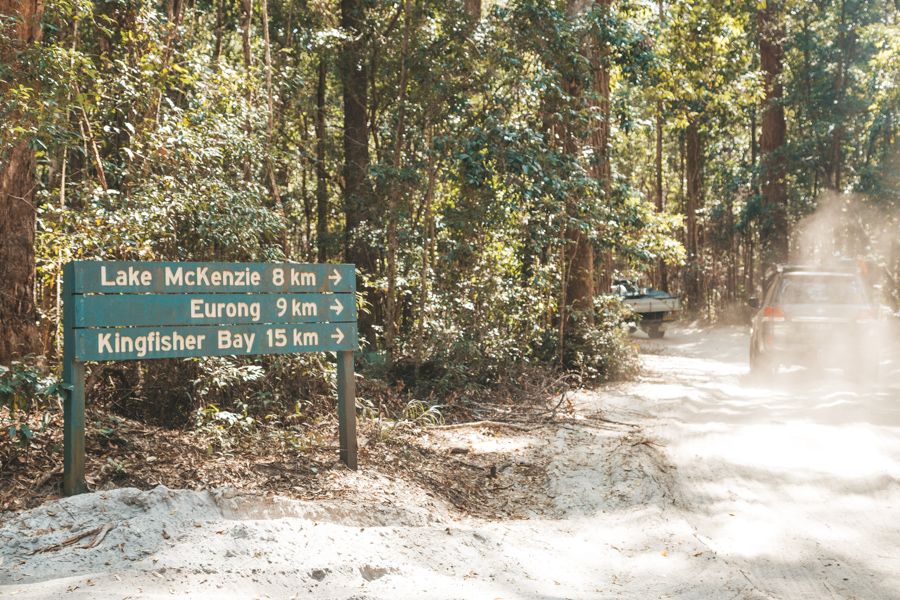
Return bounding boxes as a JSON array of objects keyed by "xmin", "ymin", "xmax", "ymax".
[{"xmin": 1, "ymin": 0, "xmax": 898, "ymax": 497}]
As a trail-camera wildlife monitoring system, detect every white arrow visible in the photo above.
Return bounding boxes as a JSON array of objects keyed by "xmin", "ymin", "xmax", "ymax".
[
  {"xmin": 331, "ymin": 327, "xmax": 345, "ymax": 345},
  {"xmin": 330, "ymin": 297, "xmax": 344, "ymax": 316},
  {"xmin": 328, "ymin": 269, "xmax": 342, "ymax": 287}
]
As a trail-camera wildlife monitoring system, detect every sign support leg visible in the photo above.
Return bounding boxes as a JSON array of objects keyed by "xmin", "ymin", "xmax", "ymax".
[
  {"xmin": 62, "ymin": 261, "xmax": 87, "ymax": 496},
  {"xmin": 62, "ymin": 360, "xmax": 87, "ymax": 496},
  {"xmin": 336, "ymin": 350, "xmax": 357, "ymax": 470}
]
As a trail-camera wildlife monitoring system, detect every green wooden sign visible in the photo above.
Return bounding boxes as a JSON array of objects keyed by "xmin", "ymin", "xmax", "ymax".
[
  {"xmin": 73, "ymin": 293, "xmax": 357, "ymax": 329},
  {"xmin": 75, "ymin": 323, "xmax": 358, "ymax": 361},
  {"xmin": 61, "ymin": 260, "xmax": 359, "ymax": 496},
  {"xmin": 70, "ymin": 261, "xmax": 355, "ymax": 293}
]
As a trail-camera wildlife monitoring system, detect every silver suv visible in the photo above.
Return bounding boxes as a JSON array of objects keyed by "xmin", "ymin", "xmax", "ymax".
[{"xmin": 749, "ymin": 264, "xmax": 878, "ymax": 376}]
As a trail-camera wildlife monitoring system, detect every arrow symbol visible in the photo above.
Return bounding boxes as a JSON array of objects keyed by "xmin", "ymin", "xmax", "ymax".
[
  {"xmin": 328, "ymin": 269, "xmax": 342, "ymax": 287},
  {"xmin": 330, "ymin": 297, "xmax": 344, "ymax": 316},
  {"xmin": 331, "ymin": 327, "xmax": 345, "ymax": 345}
]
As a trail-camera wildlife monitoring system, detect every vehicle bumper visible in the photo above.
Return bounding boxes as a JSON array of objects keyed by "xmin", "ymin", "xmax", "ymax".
[{"xmin": 760, "ymin": 322, "xmax": 878, "ymax": 367}]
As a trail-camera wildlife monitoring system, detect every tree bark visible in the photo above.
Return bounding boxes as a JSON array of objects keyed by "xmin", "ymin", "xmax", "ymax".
[
  {"xmin": 213, "ymin": 0, "xmax": 224, "ymax": 64},
  {"xmin": 240, "ymin": 0, "xmax": 252, "ymax": 68},
  {"xmin": 464, "ymin": 0, "xmax": 480, "ymax": 20},
  {"xmin": 588, "ymin": 0, "xmax": 611, "ymax": 301},
  {"xmin": 415, "ymin": 123, "xmax": 436, "ymax": 368},
  {"xmin": 684, "ymin": 119, "xmax": 702, "ymax": 310},
  {"xmin": 655, "ymin": 0, "xmax": 666, "ymax": 289},
  {"xmin": 315, "ymin": 55, "xmax": 329, "ymax": 263},
  {"xmin": 240, "ymin": 0, "xmax": 253, "ymax": 181},
  {"xmin": 340, "ymin": 0, "xmax": 377, "ymax": 340},
  {"xmin": 340, "ymin": 0, "xmax": 373, "ymax": 267},
  {"xmin": 559, "ymin": 0, "xmax": 600, "ymax": 331},
  {"xmin": 384, "ymin": 0, "xmax": 413, "ymax": 363},
  {"xmin": 758, "ymin": 0, "xmax": 789, "ymax": 268},
  {"xmin": 564, "ymin": 220, "xmax": 595, "ymax": 321},
  {"xmin": 824, "ymin": 0, "xmax": 847, "ymax": 191},
  {"xmin": 260, "ymin": 0, "xmax": 277, "ymax": 187},
  {"xmin": 0, "ymin": 0, "xmax": 44, "ymax": 362}
]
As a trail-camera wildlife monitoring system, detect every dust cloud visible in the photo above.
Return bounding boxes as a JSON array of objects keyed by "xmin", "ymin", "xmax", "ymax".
[
  {"xmin": 791, "ymin": 191, "xmax": 899, "ymax": 305},
  {"xmin": 763, "ymin": 190, "xmax": 900, "ymax": 385}
]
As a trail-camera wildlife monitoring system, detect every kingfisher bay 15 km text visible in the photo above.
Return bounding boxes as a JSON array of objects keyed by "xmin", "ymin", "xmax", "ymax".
[{"xmin": 75, "ymin": 323, "xmax": 357, "ymax": 361}]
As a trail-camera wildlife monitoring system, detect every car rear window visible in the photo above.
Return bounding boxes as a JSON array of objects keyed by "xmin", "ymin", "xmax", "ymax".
[{"xmin": 776, "ymin": 274, "xmax": 866, "ymax": 305}]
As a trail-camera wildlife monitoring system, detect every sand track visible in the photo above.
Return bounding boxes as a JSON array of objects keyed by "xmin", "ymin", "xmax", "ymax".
[{"xmin": 2, "ymin": 325, "xmax": 898, "ymax": 599}]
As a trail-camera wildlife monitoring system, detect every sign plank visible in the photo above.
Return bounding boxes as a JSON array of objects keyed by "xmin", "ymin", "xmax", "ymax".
[
  {"xmin": 61, "ymin": 260, "xmax": 360, "ymax": 495},
  {"xmin": 71, "ymin": 261, "xmax": 355, "ymax": 294},
  {"xmin": 73, "ymin": 293, "xmax": 356, "ymax": 328},
  {"xmin": 74, "ymin": 322, "xmax": 358, "ymax": 361}
]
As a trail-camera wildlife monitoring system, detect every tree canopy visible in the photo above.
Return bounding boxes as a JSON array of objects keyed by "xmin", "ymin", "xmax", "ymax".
[{"xmin": 1, "ymin": 0, "xmax": 897, "ymax": 376}]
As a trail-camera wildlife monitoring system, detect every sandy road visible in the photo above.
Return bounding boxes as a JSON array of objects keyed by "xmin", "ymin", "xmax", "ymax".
[
  {"xmin": 627, "ymin": 326, "xmax": 900, "ymax": 600},
  {"xmin": 1, "ymin": 325, "xmax": 898, "ymax": 599}
]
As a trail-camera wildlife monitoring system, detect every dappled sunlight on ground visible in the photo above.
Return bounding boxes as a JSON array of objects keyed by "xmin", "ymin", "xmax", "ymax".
[
  {"xmin": 2, "ymin": 324, "xmax": 898, "ymax": 599},
  {"xmin": 624, "ymin": 324, "xmax": 900, "ymax": 598}
]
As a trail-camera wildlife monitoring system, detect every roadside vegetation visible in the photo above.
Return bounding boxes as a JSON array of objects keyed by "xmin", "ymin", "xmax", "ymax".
[{"xmin": 1, "ymin": 0, "xmax": 897, "ymax": 508}]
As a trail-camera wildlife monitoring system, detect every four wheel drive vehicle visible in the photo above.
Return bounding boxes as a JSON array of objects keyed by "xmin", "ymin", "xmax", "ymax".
[
  {"xmin": 613, "ymin": 279, "xmax": 681, "ymax": 339},
  {"xmin": 748, "ymin": 264, "xmax": 879, "ymax": 376}
]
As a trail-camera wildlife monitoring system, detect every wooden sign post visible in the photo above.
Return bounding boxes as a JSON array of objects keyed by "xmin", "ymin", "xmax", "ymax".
[{"xmin": 61, "ymin": 261, "xmax": 358, "ymax": 496}]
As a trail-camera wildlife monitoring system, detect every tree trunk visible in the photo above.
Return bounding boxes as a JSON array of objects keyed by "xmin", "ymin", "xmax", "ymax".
[
  {"xmin": 340, "ymin": 0, "xmax": 372, "ymax": 266},
  {"xmin": 415, "ymin": 123, "xmax": 436, "ymax": 368},
  {"xmin": 684, "ymin": 119, "xmax": 702, "ymax": 310},
  {"xmin": 824, "ymin": 0, "xmax": 847, "ymax": 191},
  {"xmin": 565, "ymin": 222, "xmax": 595, "ymax": 321},
  {"xmin": 589, "ymin": 0, "xmax": 612, "ymax": 299},
  {"xmin": 654, "ymin": 108, "xmax": 663, "ymax": 213},
  {"xmin": 384, "ymin": 0, "xmax": 413, "ymax": 363},
  {"xmin": 260, "ymin": 0, "xmax": 281, "ymax": 205},
  {"xmin": 240, "ymin": 0, "xmax": 252, "ymax": 68},
  {"xmin": 0, "ymin": 0, "xmax": 44, "ymax": 362},
  {"xmin": 750, "ymin": 105, "xmax": 758, "ymax": 196},
  {"xmin": 464, "ymin": 0, "xmax": 480, "ymax": 20},
  {"xmin": 213, "ymin": 0, "xmax": 224, "ymax": 64},
  {"xmin": 340, "ymin": 0, "xmax": 376, "ymax": 338},
  {"xmin": 758, "ymin": 0, "xmax": 789, "ymax": 269},
  {"xmin": 559, "ymin": 0, "xmax": 600, "ymax": 331},
  {"xmin": 655, "ymin": 0, "xmax": 666, "ymax": 290},
  {"xmin": 315, "ymin": 55, "xmax": 329, "ymax": 263},
  {"xmin": 240, "ymin": 0, "xmax": 253, "ymax": 181}
]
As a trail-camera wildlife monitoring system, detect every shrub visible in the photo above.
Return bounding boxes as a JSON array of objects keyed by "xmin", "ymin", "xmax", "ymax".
[
  {"xmin": 560, "ymin": 295, "xmax": 641, "ymax": 382},
  {"xmin": 0, "ymin": 360, "xmax": 60, "ymax": 447}
]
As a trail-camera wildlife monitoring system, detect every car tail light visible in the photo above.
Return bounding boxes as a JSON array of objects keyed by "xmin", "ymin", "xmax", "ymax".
[{"xmin": 762, "ymin": 306, "xmax": 785, "ymax": 322}]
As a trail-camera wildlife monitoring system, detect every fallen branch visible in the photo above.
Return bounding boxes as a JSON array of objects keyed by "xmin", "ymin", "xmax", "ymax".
[
  {"xmin": 430, "ymin": 420, "xmax": 544, "ymax": 432},
  {"xmin": 31, "ymin": 468, "xmax": 62, "ymax": 492},
  {"xmin": 32, "ymin": 523, "xmax": 116, "ymax": 554},
  {"xmin": 33, "ymin": 527, "xmax": 101, "ymax": 555},
  {"xmin": 82, "ymin": 523, "xmax": 114, "ymax": 549}
]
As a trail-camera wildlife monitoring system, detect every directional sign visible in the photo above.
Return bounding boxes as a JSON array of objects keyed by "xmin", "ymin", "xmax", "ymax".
[
  {"xmin": 74, "ymin": 323, "xmax": 358, "ymax": 361},
  {"xmin": 60, "ymin": 260, "xmax": 360, "ymax": 496},
  {"xmin": 73, "ymin": 293, "xmax": 356, "ymax": 328},
  {"xmin": 70, "ymin": 261, "xmax": 355, "ymax": 294}
]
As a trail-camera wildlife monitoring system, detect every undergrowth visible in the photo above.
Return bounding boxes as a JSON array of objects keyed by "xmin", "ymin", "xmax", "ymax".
[{"xmin": 1, "ymin": 295, "xmax": 639, "ymax": 506}]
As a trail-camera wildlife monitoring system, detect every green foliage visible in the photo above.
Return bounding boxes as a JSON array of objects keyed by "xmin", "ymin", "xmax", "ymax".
[
  {"xmin": 557, "ymin": 296, "xmax": 640, "ymax": 382},
  {"xmin": 5, "ymin": 0, "xmax": 893, "ymax": 443},
  {"xmin": 402, "ymin": 399, "xmax": 444, "ymax": 426},
  {"xmin": 194, "ymin": 404, "xmax": 257, "ymax": 453},
  {"xmin": 0, "ymin": 362, "xmax": 60, "ymax": 447}
]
